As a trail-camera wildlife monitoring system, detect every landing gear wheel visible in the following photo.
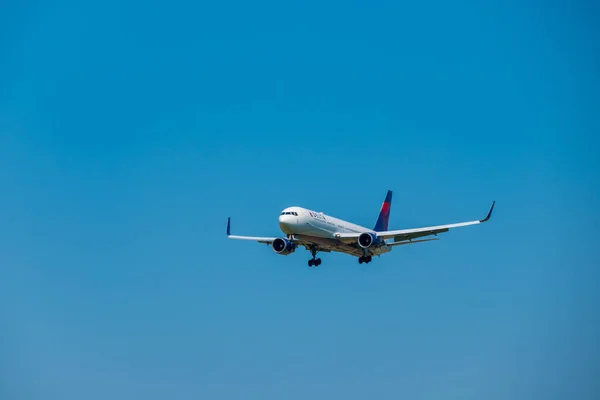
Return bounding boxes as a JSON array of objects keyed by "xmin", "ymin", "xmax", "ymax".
[
  {"xmin": 358, "ymin": 255, "xmax": 372, "ymax": 264},
  {"xmin": 308, "ymin": 246, "xmax": 322, "ymax": 267},
  {"xmin": 308, "ymin": 258, "xmax": 321, "ymax": 267},
  {"xmin": 358, "ymin": 257, "xmax": 364, "ymax": 264}
]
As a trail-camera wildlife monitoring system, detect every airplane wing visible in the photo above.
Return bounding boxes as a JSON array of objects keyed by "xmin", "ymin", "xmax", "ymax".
[
  {"xmin": 226, "ymin": 217, "xmax": 279, "ymax": 244},
  {"xmin": 389, "ymin": 238, "xmax": 439, "ymax": 246},
  {"xmin": 337, "ymin": 201, "xmax": 495, "ymax": 243}
]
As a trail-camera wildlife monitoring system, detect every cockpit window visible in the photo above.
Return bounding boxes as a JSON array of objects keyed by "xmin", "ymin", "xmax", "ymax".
[{"xmin": 281, "ymin": 211, "xmax": 298, "ymax": 216}]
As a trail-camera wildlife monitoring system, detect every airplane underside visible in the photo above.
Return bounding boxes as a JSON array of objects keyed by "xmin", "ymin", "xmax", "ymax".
[{"xmin": 293, "ymin": 233, "xmax": 391, "ymax": 267}]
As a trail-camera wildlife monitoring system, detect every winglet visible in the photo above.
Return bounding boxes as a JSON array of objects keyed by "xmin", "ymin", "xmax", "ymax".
[
  {"xmin": 480, "ymin": 201, "xmax": 495, "ymax": 223},
  {"xmin": 226, "ymin": 217, "xmax": 231, "ymax": 236}
]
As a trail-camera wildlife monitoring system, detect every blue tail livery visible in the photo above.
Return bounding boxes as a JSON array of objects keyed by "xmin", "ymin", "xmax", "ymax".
[{"xmin": 373, "ymin": 190, "xmax": 392, "ymax": 232}]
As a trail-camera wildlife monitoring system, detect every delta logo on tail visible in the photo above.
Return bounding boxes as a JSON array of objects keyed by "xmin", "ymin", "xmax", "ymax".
[{"xmin": 373, "ymin": 190, "xmax": 392, "ymax": 232}]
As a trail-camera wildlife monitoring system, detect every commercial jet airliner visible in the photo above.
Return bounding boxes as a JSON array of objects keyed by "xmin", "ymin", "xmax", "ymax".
[{"xmin": 227, "ymin": 190, "xmax": 495, "ymax": 267}]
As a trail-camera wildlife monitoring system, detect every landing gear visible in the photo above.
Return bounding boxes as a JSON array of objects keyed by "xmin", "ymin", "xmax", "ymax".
[
  {"xmin": 358, "ymin": 255, "xmax": 372, "ymax": 264},
  {"xmin": 308, "ymin": 246, "xmax": 322, "ymax": 267},
  {"xmin": 308, "ymin": 258, "xmax": 322, "ymax": 267}
]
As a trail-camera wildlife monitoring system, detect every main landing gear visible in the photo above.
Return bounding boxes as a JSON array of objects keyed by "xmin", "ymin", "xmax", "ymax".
[
  {"xmin": 308, "ymin": 246, "xmax": 322, "ymax": 267},
  {"xmin": 308, "ymin": 258, "xmax": 322, "ymax": 267},
  {"xmin": 358, "ymin": 255, "xmax": 372, "ymax": 264}
]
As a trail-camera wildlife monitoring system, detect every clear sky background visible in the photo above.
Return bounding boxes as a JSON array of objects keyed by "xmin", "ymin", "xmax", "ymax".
[{"xmin": 1, "ymin": 1, "xmax": 599, "ymax": 399}]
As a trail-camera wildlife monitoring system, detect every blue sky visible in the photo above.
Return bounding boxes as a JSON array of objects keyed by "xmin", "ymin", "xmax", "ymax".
[{"xmin": 1, "ymin": 1, "xmax": 599, "ymax": 399}]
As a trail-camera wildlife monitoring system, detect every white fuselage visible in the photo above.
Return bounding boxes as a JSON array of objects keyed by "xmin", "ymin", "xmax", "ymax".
[{"xmin": 278, "ymin": 206, "xmax": 373, "ymax": 239}]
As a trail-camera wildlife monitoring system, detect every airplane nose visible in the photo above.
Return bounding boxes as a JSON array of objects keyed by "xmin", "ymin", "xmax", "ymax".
[{"xmin": 279, "ymin": 215, "xmax": 293, "ymax": 233}]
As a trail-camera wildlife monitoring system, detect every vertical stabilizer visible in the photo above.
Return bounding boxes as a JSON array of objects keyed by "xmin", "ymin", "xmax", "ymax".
[{"xmin": 373, "ymin": 190, "xmax": 392, "ymax": 232}]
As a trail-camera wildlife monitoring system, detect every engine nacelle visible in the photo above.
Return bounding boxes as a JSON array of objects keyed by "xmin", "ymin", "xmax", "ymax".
[
  {"xmin": 358, "ymin": 232, "xmax": 382, "ymax": 249},
  {"xmin": 272, "ymin": 237, "xmax": 296, "ymax": 255}
]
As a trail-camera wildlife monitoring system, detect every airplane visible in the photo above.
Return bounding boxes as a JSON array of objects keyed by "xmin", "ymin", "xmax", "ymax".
[{"xmin": 226, "ymin": 190, "xmax": 495, "ymax": 267}]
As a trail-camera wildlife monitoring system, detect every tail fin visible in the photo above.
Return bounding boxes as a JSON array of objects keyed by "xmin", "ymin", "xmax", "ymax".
[{"xmin": 373, "ymin": 190, "xmax": 392, "ymax": 232}]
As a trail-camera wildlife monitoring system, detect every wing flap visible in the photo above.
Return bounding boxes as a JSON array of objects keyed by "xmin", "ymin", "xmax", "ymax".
[
  {"xmin": 393, "ymin": 228, "xmax": 448, "ymax": 242},
  {"xmin": 389, "ymin": 238, "xmax": 439, "ymax": 246}
]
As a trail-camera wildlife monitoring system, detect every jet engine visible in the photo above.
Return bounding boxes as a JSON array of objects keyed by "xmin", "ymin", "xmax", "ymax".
[
  {"xmin": 358, "ymin": 232, "xmax": 382, "ymax": 249},
  {"xmin": 272, "ymin": 237, "xmax": 296, "ymax": 255}
]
